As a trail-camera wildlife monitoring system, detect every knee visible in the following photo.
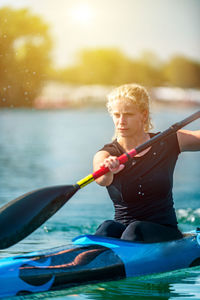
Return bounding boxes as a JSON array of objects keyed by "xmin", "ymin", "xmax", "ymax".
[
  {"xmin": 97, "ymin": 220, "xmax": 116, "ymax": 230},
  {"xmin": 95, "ymin": 220, "xmax": 125, "ymax": 238},
  {"xmin": 126, "ymin": 221, "xmax": 143, "ymax": 233},
  {"xmin": 129, "ymin": 221, "xmax": 142, "ymax": 228},
  {"xmin": 121, "ymin": 221, "xmax": 143, "ymax": 241},
  {"xmin": 95, "ymin": 220, "xmax": 116, "ymax": 235}
]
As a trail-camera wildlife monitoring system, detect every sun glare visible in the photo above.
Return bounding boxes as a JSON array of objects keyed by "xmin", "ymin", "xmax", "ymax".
[{"xmin": 69, "ymin": 3, "xmax": 94, "ymax": 26}]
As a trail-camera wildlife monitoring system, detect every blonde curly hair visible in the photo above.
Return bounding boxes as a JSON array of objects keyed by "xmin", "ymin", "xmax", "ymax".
[{"xmin": 107, "ymin": 83, "xmax": 153, "ymax": 134}]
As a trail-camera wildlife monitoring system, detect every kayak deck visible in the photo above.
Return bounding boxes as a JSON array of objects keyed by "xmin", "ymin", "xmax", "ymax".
[
  {"xmin": 0, "ymin": 231, "xmax": 199, "ymax": 297},
  {"xmin": 0, "ymin": 242, "xmax": 125, "ymax": 297},
  {"xmin": 73, "ymin": 233, "xmax": 200, "ymax": 277}
]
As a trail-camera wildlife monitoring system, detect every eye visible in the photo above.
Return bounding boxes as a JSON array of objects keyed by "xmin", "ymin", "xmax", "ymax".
[{"xmin": 113, "ymin": 113, "xmax": 120, "ymax": 118}]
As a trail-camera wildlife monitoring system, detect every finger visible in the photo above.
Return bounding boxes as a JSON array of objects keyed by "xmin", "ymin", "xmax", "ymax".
[
  {"xmin": 110, "ymin": 161, "xmax": 119, "ymax": 170},
  {"xmin": 113, "ymin": 164, "xmax": 125, "ymax": 174}
]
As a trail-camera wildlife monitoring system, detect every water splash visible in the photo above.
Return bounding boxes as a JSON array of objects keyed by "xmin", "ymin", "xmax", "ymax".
[{"xmin": 177, "ymin": 208, "xmax": 200, "ymax": 225}]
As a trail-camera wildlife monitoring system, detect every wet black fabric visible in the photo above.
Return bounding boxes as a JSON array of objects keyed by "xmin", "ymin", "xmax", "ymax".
[
  {"xmin": 100, "ymin": 133, "xmax": 180, "ymax": 227},
  {"xmin": 95, "ymin": 220, "xmax": 183, "ymax": 242}
]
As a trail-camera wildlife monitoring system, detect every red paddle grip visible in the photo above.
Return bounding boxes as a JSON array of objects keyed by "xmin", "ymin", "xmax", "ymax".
[{"xmin": 92, "ymin": 150, "xmax": 137, "ymax": 180}]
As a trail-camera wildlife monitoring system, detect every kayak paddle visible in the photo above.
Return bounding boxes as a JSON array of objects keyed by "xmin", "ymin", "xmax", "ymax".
[{"xmin": 0, "ymin": 110, "xmax": 199, "ymax": 249}]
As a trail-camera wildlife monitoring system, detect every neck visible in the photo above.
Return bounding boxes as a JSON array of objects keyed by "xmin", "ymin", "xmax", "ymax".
[{"xmin": 117, "ymin": 132, "xmax": 150, "ymax": 152}]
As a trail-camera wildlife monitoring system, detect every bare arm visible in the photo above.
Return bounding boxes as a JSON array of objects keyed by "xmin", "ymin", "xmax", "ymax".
[
  {"xmin": 177, "ymin": 129, "xmax": 200, "ymax": 152},
  {"xmin": 93, "ymin": 151, "xmax": 124, "ymax": 186}
]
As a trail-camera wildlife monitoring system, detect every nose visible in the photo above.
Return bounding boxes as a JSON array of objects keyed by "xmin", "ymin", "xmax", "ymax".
[{"xmin": 119, "ymin": 115, "xmax": 126, "ymax": 124}]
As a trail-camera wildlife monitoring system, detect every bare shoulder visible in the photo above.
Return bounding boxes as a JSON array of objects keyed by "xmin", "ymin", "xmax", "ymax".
[{"xmin": 177, "ymin": 129, "xmax": 200, "ymax": 152}]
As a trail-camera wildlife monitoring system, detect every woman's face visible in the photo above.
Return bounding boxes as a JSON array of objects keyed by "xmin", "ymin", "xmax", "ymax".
[{"xmin": 111, "ymin": 98, "xmax": 147, "ymax": 138}]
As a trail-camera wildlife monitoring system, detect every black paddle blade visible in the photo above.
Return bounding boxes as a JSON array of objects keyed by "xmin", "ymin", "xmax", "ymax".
[{"xmin": 0, "ymin": 184, "xmax": 79, "ymax": 249}]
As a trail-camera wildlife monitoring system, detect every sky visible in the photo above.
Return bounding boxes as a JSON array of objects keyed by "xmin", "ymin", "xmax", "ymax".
[{"xmin": 1, "ymin": 0, "xmax": 200, "ymax": 67}]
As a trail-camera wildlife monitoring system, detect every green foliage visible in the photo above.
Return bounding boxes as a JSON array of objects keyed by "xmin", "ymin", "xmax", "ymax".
[
  {"xmin": 52, "ymin": 49, "xmax": 166, "ymax": 86},
  {"xmin": 0, "ymin": 7, "xmax": 52, "ymax": 107},
  {"xmin": 163, "ymin": 56, "xmax": 200, "ymax": 88},
  {"xmin": 76, "ymin": 49, "xmax": 130, "ymax": 85},
  {"xmin": 1, "ymin": 6, "xmax": 199, "ymax": 109},
  {"xmin": 53, "ymin": 49, "xmax": 200, "ymax": 88}
]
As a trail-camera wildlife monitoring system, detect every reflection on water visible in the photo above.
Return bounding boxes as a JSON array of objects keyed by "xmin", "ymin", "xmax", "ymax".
[
  {"xmin": 9, "ymin": 268, "xmax": 200, "ymax": 300},
  {"xmin": 0, "ymin": 106, "xmax": 200, "ymax": 299}
]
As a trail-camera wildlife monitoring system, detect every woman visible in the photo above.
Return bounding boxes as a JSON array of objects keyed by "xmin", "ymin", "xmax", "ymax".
[{"xmin": 93, "ymin": 84, "xmax": 200, "ymax": 243}]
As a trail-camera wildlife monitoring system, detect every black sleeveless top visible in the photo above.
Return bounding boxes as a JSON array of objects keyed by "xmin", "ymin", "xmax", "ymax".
[{"xmin": 100, "ymin": 133, "xmax": 180, "ymax": 227}]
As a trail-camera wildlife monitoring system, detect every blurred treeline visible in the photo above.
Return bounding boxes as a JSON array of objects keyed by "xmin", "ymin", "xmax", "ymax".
[
  {"xmin": 1, "ymin": 7, "xmax": 200, "ymax": 108},
  {"xmin": 0, "ymin": 7, "xmax": 51, "ymax": 108}
]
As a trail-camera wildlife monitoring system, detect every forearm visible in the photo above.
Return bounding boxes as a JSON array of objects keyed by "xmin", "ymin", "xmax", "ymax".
[
  {"xmin": 93, "ymin": 151, "xmax": 124, "ymax": 186},
  {"xmin": 93, "ymin": 150, "xmax": 113, "ymax": 186},
  {"xmin": 94, "ymin": 172, "xmax": 114, "ymax": 186}
]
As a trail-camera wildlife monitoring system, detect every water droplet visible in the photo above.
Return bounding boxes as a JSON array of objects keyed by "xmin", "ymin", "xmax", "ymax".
[
  {"xmin": 138, "ymin": 192, "xmax": 141, "ymax": 195},
  {"xmin": 3, "ymin": 87, "xmax": 7, "ymax": 91},
  {"xmin": 2, "ymin": 98, "xmax": 6, "ymax": 102},
  {"xmin": 139, "ymin": 184, "xmax": 142, "ymax": 188},
  {"xmin": 33, "ymin": 71, "xmax": 36, "ymax": 75},
  {"xmin": 142, "ymin": 193, "xmax": 144, "ymax": 196},
  {"xmin": 153, "ymin": 152, "xmax": 156, "ymax": 155},
  {"xmin": 3, "ymin": 34, "xmax": 7, "ymax": 38},
  {"xmin": 24, "ymin": 91, "xmax": 28, "ymax": 95},
  {"xmin": 43, "ymin": 226, "xmax": 48, "ymax": 232}
]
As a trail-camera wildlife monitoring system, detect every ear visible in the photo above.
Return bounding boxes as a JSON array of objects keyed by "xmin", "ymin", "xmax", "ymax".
[{"xmin": 142, "ymin": 109, "xmax": 148, "ymax": 123}]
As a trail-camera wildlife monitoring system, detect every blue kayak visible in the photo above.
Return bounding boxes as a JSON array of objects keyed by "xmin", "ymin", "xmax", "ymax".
[{"xmin": 0, "ymin": 229, "xmax": 200, "ymax": 298}]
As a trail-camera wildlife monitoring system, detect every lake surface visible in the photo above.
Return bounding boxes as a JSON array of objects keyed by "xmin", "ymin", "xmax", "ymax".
[{"xmin": 0, "ymin": 105, "xmax": 200, "ymax": 299}]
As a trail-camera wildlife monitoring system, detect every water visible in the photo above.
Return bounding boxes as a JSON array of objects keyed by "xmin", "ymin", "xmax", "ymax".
[{"xmin": 0, "ymin": 105, "xmax": 200, "ymax": 299}]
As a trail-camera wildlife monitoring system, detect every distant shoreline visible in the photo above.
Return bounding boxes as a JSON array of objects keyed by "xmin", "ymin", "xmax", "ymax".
[{"xmin": 1, "ymin": 83, "xmax": 200, "ymax": 109}]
